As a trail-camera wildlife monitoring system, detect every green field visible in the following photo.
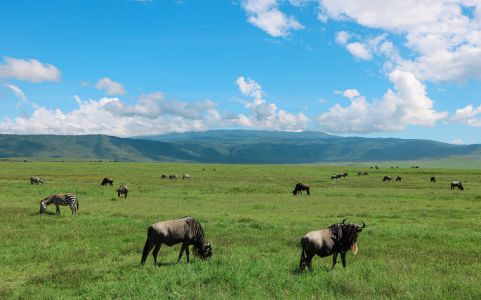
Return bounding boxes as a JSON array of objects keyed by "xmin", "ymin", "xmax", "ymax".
[{"xmin": 1, "ymin": 162, "xmax": 480, "ymax": 299}]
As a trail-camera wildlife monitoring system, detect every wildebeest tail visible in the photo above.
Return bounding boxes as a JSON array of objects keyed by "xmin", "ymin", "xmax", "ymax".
[{"xmin": 141, "ymin": 226, "xmax": 154, "ymax": 265}]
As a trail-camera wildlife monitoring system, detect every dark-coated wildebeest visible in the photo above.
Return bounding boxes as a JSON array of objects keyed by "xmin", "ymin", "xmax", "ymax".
[
  {"xmin": 383, "ymin": 176, "xmax": 392, "ymax": 182},
  {"xmin": 395, "ymin": 176, "xmax": 402, "ymax": 182},
  {"xmin": 169, "ymin": 174, "xmax": 177, "ymax": 180},
  {"xmin": 183, "ymin": 174, "xmax": 191, "ymax": 180},
  {"xmin": 100, "ymin": 177, "xmax": 114, "ymax": 186},
  {"xmin": 299, "ymin": 218, "xmax": 366, "ymax": 272},
  {"xmin": 141, "ymin": 216, "xmax": 212, "ymax": 265},
  {"xmin": 331, "ymin": 175, "xmax": 339, "ymax": 180},
  {"xmin": 430, "ymin": 177, "xmax": 436, "ymax": 183},
  {"xmin": 161, "ymin": 174, "xmax": 167, "ymax": 179},
  {"xmin": 293, "ymin": 183, "xmax": 310, "ymax": 196},
  {"xmin": 451, "ymin": 181, "xmax": 464, "ymax": 190},
  {"xmin": 30, "ymin": 176, "xmax": 44, "ymax": 185},
  {"xmin": 117, "ymin": 185, "xmax": 129, "ymax": 198}
]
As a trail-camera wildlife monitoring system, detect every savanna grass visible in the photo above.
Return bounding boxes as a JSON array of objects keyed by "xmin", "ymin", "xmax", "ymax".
[{"xmin": 0, "ymin": 162, "xmax": 480, "ymax": 299}]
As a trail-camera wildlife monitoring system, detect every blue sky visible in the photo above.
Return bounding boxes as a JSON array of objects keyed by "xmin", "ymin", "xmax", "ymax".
[{"xmin": 0, "ymin": 0, "xmax": 480, "ymax": 143}]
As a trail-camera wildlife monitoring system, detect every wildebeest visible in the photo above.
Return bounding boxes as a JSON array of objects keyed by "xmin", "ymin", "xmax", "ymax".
[
  {"xmin": 100, "ymin": 177, "xmax": 114, "ymax": 186},
  {"xmin": 451, "ymin": 181, "xmax": 464, "ymax": 190},
  {"xmin": 293, "ymin": 183, "xmax": 310, "ymax": 196},
  {"xmin": 299, "ymin": 218, "xmax": 366, "ymax": 271},
  {"xmin": 430, "ymin": 176, "xmax": 436, "ymax": 183},
  {"xmin": 357, "ymin": 171, "xmax": 368, "ymax": 176},
  {"xmin": 117, "ymin": 185, "xmax": 129, "ymax": 198},
  {"xmin": 331, "ymin": 175, "xmax": 339, "ymax": 180},
  {"xmin": 161, "ymin": 174, "xmax": 167, "ymax": 179},
  {"xmin": 30, "ymin": 176, "xmax": 44, "ymax": 185},
  {"xmin": 39, "ymin": 193, "xmax": 78, "ymax": 215},
  {"xmin": 183, "ymin": 174, "xmax": 191, "ymax": 180},
  {"xmin": 383, "ymin": 176, "xmax": 392, "ymax": 182},
  {"xmin": 395, "ymin": 176, "xmax": 402, "ymax": 182},
  {"xmin": 168, "ymin": 175, "xmax": 177, "ymax": 180},
  {"xmin": 141, "ymin": 216, "xmax": 212, "ymax": 265}
]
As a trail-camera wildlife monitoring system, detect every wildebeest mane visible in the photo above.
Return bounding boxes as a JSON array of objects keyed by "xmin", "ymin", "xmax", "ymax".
[{"xmin": 183, "ymin": 216, "xmax": 206, "ymax": 247}]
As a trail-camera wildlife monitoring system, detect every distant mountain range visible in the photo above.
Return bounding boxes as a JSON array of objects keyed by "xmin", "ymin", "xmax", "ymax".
[{"xmin": 0, "ymin": 130, "xmax": 480, "ymax": 163}]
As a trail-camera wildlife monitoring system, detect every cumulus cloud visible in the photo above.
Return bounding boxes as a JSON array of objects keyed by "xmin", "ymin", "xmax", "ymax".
[
  {"xmin": 320, "ymin": 0, "xmax": 481, "ymax": 82},
  {"xmin": 451, "ymin": 104, "xmax": 481, "ymax": 127},
  {"xmin": 236, "ymin": 76, "xmax": 309, "ymax": 131},
  {"xmin": 345, "ymin": 42, "xmax": 372, "ymax": 60},
  {"xmin": 95, "ymin": 77, "xmax": 126, "ymax": 95},
  {"xmin": 317, "ymin": 70, "xmax": 447, "ymax": 133},
  {"xmin": 0, "ymin": 57, "xmax": 60, "ymax": 82},
  {"xmin": 241, "ymin": 0, "xmax": 304, "ymax": 37}
]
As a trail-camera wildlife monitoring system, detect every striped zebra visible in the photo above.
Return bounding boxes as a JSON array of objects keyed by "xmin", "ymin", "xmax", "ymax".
[{"xmin": 39, "ymin": 193, "xmax": 78, "ymax": 215}]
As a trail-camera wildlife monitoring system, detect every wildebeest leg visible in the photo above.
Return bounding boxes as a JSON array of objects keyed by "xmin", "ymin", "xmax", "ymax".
[
  {"xmin": 55, "ymin": 205, "xmax": 60, "ymax": 216},
  {"xmin": 152, "ymin": 242, "xmax": 161, "ymax": 265},
  {"xmin": 185, "ymin": 245, "xmax": 190, "ymax": 263},
  {"xmin": 177, "ymin": 244, "xmax": 185, "ymax": 263},
  {"xmin": 306, "ymin": 255, "xmax": 313, "ymax": 271},
  {"xmin": 341, "ymin": 252, "xmax": 347, "ymax": 268},
  {"xmin": 331, "ymin": 253, "xmax": 338, "ymax": 270}
]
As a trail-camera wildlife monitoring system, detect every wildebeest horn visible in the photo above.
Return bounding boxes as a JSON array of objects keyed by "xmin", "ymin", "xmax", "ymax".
[
  {"xmin": 360, "ymin": 221, "xmax": 366, "ymax": 228},
  {"xmin": 342, "ymin": 218, "xmax": 348, "ymax": 224}
]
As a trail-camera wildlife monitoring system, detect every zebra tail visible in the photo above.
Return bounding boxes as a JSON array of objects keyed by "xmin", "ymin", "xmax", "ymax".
[
  {"xmin": 76, "ymin": 198, "xmax": 79, "ymax": 211},
  {"xmin": 141, "ymin": 227, "xmax": 153, "ymax": 265}
]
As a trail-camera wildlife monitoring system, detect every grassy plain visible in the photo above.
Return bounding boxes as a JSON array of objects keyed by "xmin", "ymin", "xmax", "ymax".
[{"xmin": 0, "ymin": 161, "xmax": 480, "ymax": 299}]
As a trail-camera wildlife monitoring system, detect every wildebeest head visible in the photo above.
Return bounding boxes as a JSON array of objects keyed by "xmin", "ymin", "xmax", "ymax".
[
  {"xmin": 39, "ymin": 199, "xmax": 47, "ymax": 214},
  {"xmin": 332, "ymin": 218, "xmax": 366, "ymax": 255},
  {"xmin": 194, "ymin": 242, "xmax": 213, "ymax": 260}
]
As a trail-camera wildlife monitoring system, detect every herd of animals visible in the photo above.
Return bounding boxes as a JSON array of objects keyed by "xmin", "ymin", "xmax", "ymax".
[{"xmin": 28, "ymin": 167, "xmax": 465, "ymax": 271}]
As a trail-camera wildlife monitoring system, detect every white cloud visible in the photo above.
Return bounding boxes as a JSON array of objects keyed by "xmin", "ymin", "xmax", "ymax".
[
  {"xmin": 320, "ymin": 1, "xmax": 481, "ymax": 82},
  {"xmin": 317, "ymin": 70, "xmax": 447, "ymax": 133},
  {"xmin": 241, "ymin": 0, "xmax": 304, "ymax": 37},
  {"xmin": 236, "ymin": 76, "xmax": 309, "ymax": 131},
  {"xmin": 335, "ymin": 31, "xmax": 350, "ymax": 45},
  {"xmin": 0, "ymin": 57, "xmax": 60, "ymax": 82},
  {"xmin": 346, "ymin": 42, "xmax": 372, "ymax": 60},
  {"xmin": 95, "ymin": 77, "xmax": 126, "ymax": 95},
  {"xmin": 451, "ymin": 104, "xmax": 481, "ymax": 126},
  {"xmin": 451, "ymin": 138, "xmax": 464, "ymax": 144},
  {"xmin": 3, "ymin": 84, "xmax": 26, "ymax": 101}
]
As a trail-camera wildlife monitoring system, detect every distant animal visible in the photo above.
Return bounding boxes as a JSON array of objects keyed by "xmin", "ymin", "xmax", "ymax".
[
  {"xmin": 293, "ymin": 183, "xmax": 310, "ymax": 196},
  {"xmin": 30, "ymin": 176, "xmax": 44, "ymax": 185},
  {"xmin": 340, "ymin": 173, "xmax": 348, "ymax": 178},
  {"xmin": 395, "ymin": 176, "xmax": 402, "ymax": 182},
  {"xmin": 430, "ymin": 177, "xmax": 436, "ymax": 183},
  {"xmin": 169, "ymin": 175, "xmax": 177, "ymax": 180},
  {"xmin": 141, "ymin": 216, "xmax": 213, "ymax": 265},
  {"xmin": 39, "ymin": 193, "xmax": 78, "ymax": 215},
  {"xmin": 375, "ymin": 166, "xmax": 379, "ymax": 169},
  {"xmin": 451, "ymin": 181, "xmax": 464, "ymax": 190},
  {"xmin": 100, "ymin": 177, "xmax": 114, "ymax": 186},
  {"xmin": 390, "ymin": 166, "xmax": 394, "ymax": 169},
  {"xmin": 331, "ymin": 175, "xmax": 339, "ymax": 180},
  {"xmin": 161, "ymin": 174, "xmax": 167, "ymax": 179},
  {"xmin": 357, "ymin": 172, "xmax": 368, "ymax": 176},
  {"xmin": 299, "ymin": 218, "xmax": 366, "ymax": 272},
  {"xmin": 183, "ymin": 174, "xmax": 191, "ymax": 180},
  {"xmin": 383, "ymin": 176, "xmax": 392, "ymax": 182},
  {"xmin": 117, "ymin": 185, "xmax": 129, "ymax": 198}
]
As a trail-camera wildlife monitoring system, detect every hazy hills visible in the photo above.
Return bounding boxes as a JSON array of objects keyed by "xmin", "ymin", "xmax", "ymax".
[{"xmin": 0, "ymin": 130, "xmax": 480, "ymax": 163}]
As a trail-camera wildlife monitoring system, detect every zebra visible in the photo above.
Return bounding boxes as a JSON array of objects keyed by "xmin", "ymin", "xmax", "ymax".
[
  {"xmin": 39, "ymin": 193, "xmax": 78, "ymax": 215},
  {"xmin": 30, "ymin": 176, "xmax": 44, "ymax": 185}
]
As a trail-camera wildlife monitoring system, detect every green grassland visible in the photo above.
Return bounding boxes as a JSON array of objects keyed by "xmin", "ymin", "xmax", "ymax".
[{"xmin": 0, "ymin": 162, "xmax": 480, "ymax": 299}]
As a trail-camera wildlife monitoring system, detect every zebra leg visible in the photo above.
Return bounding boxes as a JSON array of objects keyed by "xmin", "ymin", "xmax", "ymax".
[
  {"xmin": 70, "ymin": 204, "xmax": 76, "ymax": 215},
  {"xmin": 152, "ymin": 242, "xmax": 161, "ymax": 265},
  {"xmin": 55, "ymin": 205, "xmax": 60, "ymax": 216}
]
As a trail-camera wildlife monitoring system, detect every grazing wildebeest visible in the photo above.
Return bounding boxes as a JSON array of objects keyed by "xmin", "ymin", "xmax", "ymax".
[
  {"xmin": 161, "ymin": 174, "xmax": 167, "ymax": 179},
  {"xmin": 293, "ymin": 183, "xmax": 310, "ymax": 196},
  {"xmin": 100, "ymin": 177, "xmax": 114, "ymax": 186},
  {"xmin": 141, "ymin": 216, "xmax": 212, "ymax": 265},
  {"xmin": 395, "ymin": 176, "xmax": 402, "ymax": 182},
  {"xmin": 30, "ymin": 177, "xmax": 44, "ymax": 185},
  {"xmin": 117, "ymin": 185, "xmax": 129, "ymax": 198},
  {"xmin": 383, "ymin": 176, "xmax": 392, "ymax": 182},
  {"xmin": 357, "ymin": 172, "xmax": 368, "ymax": 176},
  {"xmin": 39, "ymin": 193, "xmax": 78, "ymax": 215},
  {"xmin": 168, "ymin": 175, "xmax": 177, "ymax": 180},
  {"xmin": 183, "ymin": 174, "xmax": 191, "ymax": 180},
  {"xmin": 299, "ymin": 218, "xmax": 366, "ymax": 272},
  {"xmin": 430, "ymin": 176, "xmax": 436, "ymax": 183},
  {"xmin": 331, "ymin": 175, "xmax": 339, "ymax": 180},
  {"xmin": 451, "ymin": 181, "xmax": 464, "ymax": 190},
  {"xmin": 362, "ymin": 172, "xmax": 368, "ymax": 175}
]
